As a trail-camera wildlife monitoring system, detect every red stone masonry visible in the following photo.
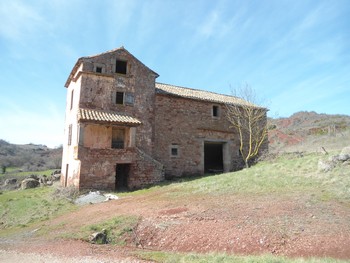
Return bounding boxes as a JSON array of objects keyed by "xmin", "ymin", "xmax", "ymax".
[{"xmin": 61, "ymin": 47, "xmax": 267, "ymax": 190}]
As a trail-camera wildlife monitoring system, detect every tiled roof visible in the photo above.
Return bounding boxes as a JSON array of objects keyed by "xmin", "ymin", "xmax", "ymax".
[
  {"xmin": 155, "ymin": 83, "xmax": 254, "ymax": 106},
  {"xmin": 78, "ymin": 108, "xmax": 141, "ymax": 125}
]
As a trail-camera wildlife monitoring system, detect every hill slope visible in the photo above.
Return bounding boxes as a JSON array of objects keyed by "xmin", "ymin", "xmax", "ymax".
[
  {"xmin": 0, "ymin": 140, "xmax": 62, "ymax": 172},
  {"xmin": 268, "ymin": 111, "xmax": 350, "ymax": 153}
]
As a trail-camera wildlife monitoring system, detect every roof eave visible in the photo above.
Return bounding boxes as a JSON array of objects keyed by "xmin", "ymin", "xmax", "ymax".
[
  {"xmin": 78, "ymin": 119, "xmax": 141, "ymax": 127},
  {"xmin": 64, "ymin": 58, "xmax": 84, "ymax": 88}
]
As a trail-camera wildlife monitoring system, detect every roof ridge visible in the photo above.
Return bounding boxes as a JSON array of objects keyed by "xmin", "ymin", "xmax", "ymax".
[
  {"xmin": 155, "ymin": 82, "xmax": 260, "ymax": 107},
  {"xmin": 155, "ymin": 82, "xmax": 238, "ymax": 99},
  {"xmin": 83, "ymin": 46, "xmax": 125, "ymax": 59}
]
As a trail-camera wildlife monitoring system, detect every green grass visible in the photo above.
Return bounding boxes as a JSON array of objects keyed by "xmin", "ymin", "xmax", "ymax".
[
  {"xmin": 0, "ymin": 186, "xmax": 76, "ymax": 232},
  {"xmin": 0, "ymin": 168, "xmax": 56, "ymax": 178},
  {"xmin": 123, "ymin": 152, "xmax": 349, "ymax": 203},
  {"xmin": 137, "ymin": 251, "xmax": 349, "ymax": 263},
  {"xmin": 65, "ymin": 215, "xmax": 140, "ymax": 245}
]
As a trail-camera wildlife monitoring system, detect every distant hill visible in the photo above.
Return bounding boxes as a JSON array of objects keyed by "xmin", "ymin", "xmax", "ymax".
[
  {"xmin": 0, "ymin": 140, "xmax": 62, "ymax": 172},
  {"xmin": 268, "ymin": 111, "xmax": 350, "ymax": 153}
]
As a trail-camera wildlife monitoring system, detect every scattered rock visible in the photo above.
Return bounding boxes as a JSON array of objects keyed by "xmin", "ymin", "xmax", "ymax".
[
  {"xmin": 75, "ymin": 191, "xmax": 119, "ymax": 205},
  {"xmin": 318, "ymin": 159, "xmax": 335, "ymax": 172},
  {"xmin": 21, "ymin": 178, "xmax": 40, "ymax": 190},
  {"xmin": 340, "ymin": 146, "xmax": 350, "ymax": 156},
  {"xmin": 39, "ymin": 175, "xmax": 48, "ymax": 186},
  {"xmin": 89, "ymin": 229, "xmax": 108, "ymax": 244},
  {"xmin": 328, "ymin": 155, "xmax": 340, "ymax": 162},
  {"xmin": 51, "ymin": 173, "xmax": 61, "ymax": 181},
  {"xmin": 338, "ymin": 154, "xmax": 350, "ymax": 162},
  {"xmin": 318, "ymin": 146, "xmax": 350, "ymax": 172},
  {"xmin": 51, "ymin": 170, "xmax": 61, "ymax": 175},
  {"xmin": 338, "ymin": 146, "xmax": 350, "ymax": 162},
  {"xmin": 342, "ymin": 160, "xmax": 350, "ymax": 166},
  {"xmin": 46, "ymin": 180, "xmax": 53, "ymax": 186},
  {"xmin": 28, "ymin": 174, "xmax": 39, "ymax": 181},
  {"xmin": 4, "ymin": 178, "xmax": 17, "ymax": 186},
  {"xmin": 104, "ymin": 193, "xmax": 119, "ymax": 201},
  {"xmin": 2, "ymin": 178, "xmax": 20, "ymax": 191}
]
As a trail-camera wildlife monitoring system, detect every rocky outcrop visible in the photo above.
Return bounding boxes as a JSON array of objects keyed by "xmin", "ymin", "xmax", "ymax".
[
  {"xmin": 318, "ymin": 146, "xmax": 350, "ymax": 172},
  {"xmin": 21, "ymin": 178, "xmax": 40, "ymax": 190},
  {"xmin": 89, "ymin": 229, "xmax": 108, "ymax": 244}
]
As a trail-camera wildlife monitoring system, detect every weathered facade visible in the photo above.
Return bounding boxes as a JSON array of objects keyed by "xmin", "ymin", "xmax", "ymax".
[{"xmin": 61, "ymin": 47, "xmax": 264, "ymax": 190}]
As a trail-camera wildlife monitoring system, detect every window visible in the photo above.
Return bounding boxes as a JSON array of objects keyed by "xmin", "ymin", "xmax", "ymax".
[
  {"xmin": 212, "ymin": 105, "xmax": 219, "ymax": 117},
  {"xmin": 125, "ymin": 93, "xmax": 134, "ymax": 105},
  {"xmin": 170, "ymin": 144, "xmax": 179, "ymax": 157},
  {"xmin": 68, "ymin": 124, "xmax": 72, "ymax": 145},
  {"xmin": 116, "ymin": 92, "xmax": 124, "ymax": 105},
  {"xmin": 171, "ymin": 147, "xmax": 178, "ymax": 156},
  {"xmin": 95, "ymin": 66, "xmax": 102, "ymax": 73},
  {"xmin": 112, "ymin": 128, "xmax": 125, "ymax": 149},
  {"xmin": 115, "ymin": 60, "xmax": 127, "ymax": 74},
  {"xmin": 70, "ymin": 90, "xmax": 74, "ymax": 110}
]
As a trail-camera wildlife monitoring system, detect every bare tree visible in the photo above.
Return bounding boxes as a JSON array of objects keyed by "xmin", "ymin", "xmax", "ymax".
[{"xmin": 226, "ymin": 84, "xmax": 268, "ymax": 168}]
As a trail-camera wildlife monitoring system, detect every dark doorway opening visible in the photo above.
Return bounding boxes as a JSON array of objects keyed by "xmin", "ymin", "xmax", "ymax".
[
  {"xmin": 115, "ymin": 164, "xmax": 130, "ymax": 191},
  {"xmin": 204, "ymin": 142, "xmax": 224, "ymax": 173}
]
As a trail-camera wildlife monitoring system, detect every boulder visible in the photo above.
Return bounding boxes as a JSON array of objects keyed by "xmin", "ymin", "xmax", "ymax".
[
  {"xmin": 339, "ymin": 146, "xmax": 350, "ymax": 162},
  {"xmin": 327, "ymin": 155, "xmax": 340, "ymax": 162},
  {"xmin": 51, "ymin": 170, "xmax": 61, "ymax": 175},
  {"xmin": 338, "ymin": 154, "xmax": 350, "ymax": 162},
  {"xmin": 318, "ymin": 159, "xmax": 335, "ymax": 172},
  {"xmin": 38, "ymin": 175, "xmax": 48, "ymax": 185},
  {"xmin": 52, "ymin": 173, "xmax": 61, "ymax": 181},
  {"xmin": 46, "ymin": 180, "xmax": 53, "ymax": 186},
  {"xmin": 28, "ymin": 174, "xmax": 39, "ymax": 180},
  {"xmin": 4, "ymin": 178, "xmax": 17, "ymax": 186},
  {"xmin": 21, "ymin": 178, "xmax": 40, "ymax": 190},
  {"xmin": 342, "ymin": 160, "xmax": 350, "ymax": 166},
  {"xmin": 340, "ymin": 146, "xmax": 350, "ymax": 155},
  {"xmin": 89, "ymin": 229, "xmax": 108, "ymax": 244}
]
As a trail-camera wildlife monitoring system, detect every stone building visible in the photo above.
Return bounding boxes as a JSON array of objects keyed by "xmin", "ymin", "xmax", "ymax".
[{"xmin": 61, "ymin": 47, "xmax": 264, "ymax": 190}]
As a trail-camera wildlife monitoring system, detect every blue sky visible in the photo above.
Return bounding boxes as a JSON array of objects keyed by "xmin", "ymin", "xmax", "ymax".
[{"xmin": 0, "ymin": 0, "xmax": 349, "ymax": 147}]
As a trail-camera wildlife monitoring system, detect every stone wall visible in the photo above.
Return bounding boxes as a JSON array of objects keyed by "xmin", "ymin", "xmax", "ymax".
[
  {"xmin": 78, "ymin": 48, "xmax": 157, "ymax": 156},
  {"xmin": 154, "ymin": 94, "xmax": 242, "ymax": 178},
  {"xmin": 77, "ymin": 146, "xmax": 163, "ymax": 190}
]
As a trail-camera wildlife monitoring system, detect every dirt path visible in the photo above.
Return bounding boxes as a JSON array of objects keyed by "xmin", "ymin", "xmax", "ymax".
[{"xmin": 1, "ymin": 192, "xmax": 350, "ymax": 261}]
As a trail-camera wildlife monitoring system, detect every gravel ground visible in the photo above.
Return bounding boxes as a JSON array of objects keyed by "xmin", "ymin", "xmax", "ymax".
[
  {"xmin": 0, "ymin": 249, "xmax": 144, "ymax": 263},
  {"xmin": 0, "ymin": 250, "xmax": 108, "ymax": 263}
]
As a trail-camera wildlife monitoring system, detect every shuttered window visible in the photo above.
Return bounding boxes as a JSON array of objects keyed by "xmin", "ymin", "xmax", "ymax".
[
  {"xmin": 112, "ymin": 128, "xmax": 124, "ymax": 149},
  {"xmin": 68, "ymin": 124, "xmax": 72, "ymax": 145}
]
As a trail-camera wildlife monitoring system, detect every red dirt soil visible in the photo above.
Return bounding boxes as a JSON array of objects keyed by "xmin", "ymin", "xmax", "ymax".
[{"xmin": 1, "ymin": 192, "xmax": 350, "ymax": 261}]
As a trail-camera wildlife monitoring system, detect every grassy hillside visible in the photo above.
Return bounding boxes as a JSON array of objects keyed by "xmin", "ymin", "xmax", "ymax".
[{"xmin": 0, "ymin": 187, "xmax": 76, "ymax": 231}]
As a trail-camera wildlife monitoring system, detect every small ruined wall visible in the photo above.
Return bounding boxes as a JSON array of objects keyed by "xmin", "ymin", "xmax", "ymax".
[{"xmin": 128, "ymin": 148, "xmax": 164, "ymax": 189}]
